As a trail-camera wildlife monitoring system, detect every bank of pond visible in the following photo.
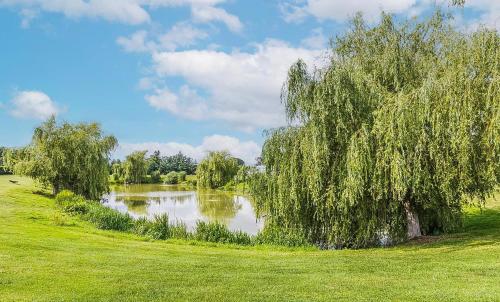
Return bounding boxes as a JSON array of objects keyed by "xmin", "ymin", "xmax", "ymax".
[{"xmin": 55, "ymin": 188, "xmax": 309, "ymax": 248}]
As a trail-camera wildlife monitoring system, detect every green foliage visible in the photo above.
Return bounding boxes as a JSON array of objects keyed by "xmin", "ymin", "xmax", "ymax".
[
  {"xmin": 0, "ymin": 147, "xmax": 12, "ymax": 175},
  {"xmin": 147, "ymin": 150, "xmax": 162, "ymax": 174},
  {"xmin": 197, "ymin": 151, "xmax": 240, "ymax": 189},
  {"xmin": 254, "ymin": 12, "xmax": 500, "ymax": 248},
  {"xmin": 124, "ymin": 151, "xmax": 148, "ymax": 184},
  {"xmin": 6, "ymin": 117, "xmax": 117, "ymax": 199},
  {"xmin": 255, "ymin": 226, "xmax": 310, "ymax": 247},
  {"xmin": 63, "ymin": 201, "xmax": 90, "ymax": 216},
  {"xmin": 164, "ymin": 171, "xmax": 179, "ymax": 184},
  {"xmin": 177, "ymin": 171, "xmax": 187, "ymax": 182},
  {"xmin": 169, "ymin": 221, "xmax": 191, "ymax": 240},
  {"xmin": 150, "ymin": 170, "xmax": 162, "ymax": 184},
  {"xmin": 147, "ymin": 214, "xmax": 171, "ymax": 240},
  {"xmin": 85, "ymin": 204, "xmax": 133, "ymax": 231},
  {"xmin": 160, "ymin": 152, "xmax": 197, "ymax": 175},
  {"xmin": 194, "ymin": 221, "xmax": 252, "ymax": 245},
  {"xmin": 55, "ymin": 190, "xmax": 85, "ymax": 206}
]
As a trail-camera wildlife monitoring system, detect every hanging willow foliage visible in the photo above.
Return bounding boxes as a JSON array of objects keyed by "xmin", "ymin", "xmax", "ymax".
[
  {"xmin": 6, "ymin": 117, "xmax": 117, "ymax": 200},
  {"xmin": 253, "ymin": 12, "xmax": 500, "ymax": 248},
  {"xmin": 197, "ymin": 151, "xmax": 240, "ymax": 189}
]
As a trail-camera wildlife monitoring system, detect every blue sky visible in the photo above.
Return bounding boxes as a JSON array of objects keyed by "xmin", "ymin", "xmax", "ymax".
[{"xmin": 0, "ymin": 0, "xmax": 497, "ymax": 163}]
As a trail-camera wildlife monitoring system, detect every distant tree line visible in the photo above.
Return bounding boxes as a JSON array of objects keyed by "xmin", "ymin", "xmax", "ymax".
[{"xmin": 110, "ymin": 150, "xmax": 197, "ymax": 185}]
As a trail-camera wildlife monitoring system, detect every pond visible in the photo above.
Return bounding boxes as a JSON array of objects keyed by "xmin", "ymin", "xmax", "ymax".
[{"xmin": 102, "ymin": 184, "xmax": 264, "ymax": 235}]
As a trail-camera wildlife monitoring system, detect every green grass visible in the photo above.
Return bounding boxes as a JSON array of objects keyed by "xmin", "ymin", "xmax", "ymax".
[{"xmin": 0, "ymin": 175, "xmax": 499, "ymax": 301}]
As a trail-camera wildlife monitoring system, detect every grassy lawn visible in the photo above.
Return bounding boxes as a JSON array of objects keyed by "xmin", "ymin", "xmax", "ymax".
[{"xmin": 0, "ymin": 175, "xmax": 499, "ymax": 301}]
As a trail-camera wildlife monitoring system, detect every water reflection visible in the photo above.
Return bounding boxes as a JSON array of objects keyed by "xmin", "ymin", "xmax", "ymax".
[{"xmin": 103, "ymin": 184, "xmax": 263, "ymax": 235}]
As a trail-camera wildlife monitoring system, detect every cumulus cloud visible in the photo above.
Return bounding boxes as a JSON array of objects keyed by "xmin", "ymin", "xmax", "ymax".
[
  {"xmin": 0, "ymin": 0, "xmax": 242, "ymax": 31},
  {"xmin": 148, "ymin": 39, "xmax": 323, "ymax": 131},
  {"xmin": 117, "ymin": 22, "xmax": 208, "ymax": 53},
  {"xmin": 282, "ymin": 0, "xmax": 417, "ymax": 23},
  {"xmin": 8, "ymin": 90, "xmax": 60, "ymax": 120},
  {"xmin": 116, "ymin": 134, "xmax": 261, "ymax": 164},
  {"xmin": 282, "ymin": 0, "xmax": 499, "ymax": 28},
  {"xmin": 146, "ymin": 85, "xmax": 208, "ymax": 120},
  {"xmin": 191, "ymin": 4, "xmax": 242, "ymax": 32}
]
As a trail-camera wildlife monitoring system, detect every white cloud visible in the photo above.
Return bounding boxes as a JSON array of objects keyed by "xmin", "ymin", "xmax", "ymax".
[
  {"xmin": 282, "ymin": 0, "xmax": 419, "ymax": 23},
  {"xmin": 191, "ymin": 4, "xmax": 242, "ymax": 32},
  {"xmin": 9, "ymin": 90, "xmax": 60, "ymax": 120},
  {"xmin": 149, "ymin": 39, "xmax": 324, "ymax": 131},
  {"xmin": 116, "ymin": 30, "xmax": 152, "ymax": 53},
  {"xmin": 116, "ymin": 134, "xmax": 261, "ymax": 164},
  {"xmin": 462, "ymin": 0, "xmax": 500, "ymax": 31},
  {"xmin": 282, "ymin": 0, "xmax": 500, "ymax": 28},
  {"xmin": 117, "ymin": 23, "xmax": 208, "ymax": 53},
  {"xmin": 301, "ymin": 28, "xmax": 327, "ymax": 49},
  {"xmin": 0, "ymin": 0, "xmax": 242, "ymax": 31},
  {"xmin": 158, "ymin": 22, "xmax": 209, "ymax": 50},
  {"xmin": 146, "ymin": 85, "xmax": 208, "ymax": 120}
]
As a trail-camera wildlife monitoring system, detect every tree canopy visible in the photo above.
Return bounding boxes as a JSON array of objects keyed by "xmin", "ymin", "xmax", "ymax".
[
  {"xmin": 253, "ymin": 12, "xmax": 500, "ymax": 248},
  {"xmin": 159, "ymin": 152, "xmax": 197, "ymax": 175},
  {"xmin": 197, "ymin": 151, "xmax": 241, "ymax": 189},
  {"xmin": 6, "ymin": 117, "xmax": 117, "ymax": 199},
  {"xmin": 124, "ymin": 151, "xmax": 148, "ymax": 184}
]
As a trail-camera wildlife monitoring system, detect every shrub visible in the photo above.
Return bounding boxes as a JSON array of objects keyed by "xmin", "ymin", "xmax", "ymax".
[
  {"xmin": 85, "ymin": 204, "xmax": 133, "ymax": 231},
  {"xmin": 195, "ymin": 221, "xmax": 234, "ymax": 244},
  {"xmin": 147, "ymin": 214, "xmax": 171, "ymax": 240},
  {"xmin": 164, "ymin": 171, "xmax": 179, "ymax": 185},
  {"xmin": 231, "ymin": 230, "xmax": 252, "ymax": 245},
  {"xmin": 55, "ymin": 190, "xmax": 85, "ymax": 207},
  {"xmin": 254, "ymin": 226, "xmax": 309, "ymax": 247},
  {"xmin": 170, "ymin": 221, "xmax": 191, "ymax": 239},
  {"xmin": 133, "ymin": 217, "xmax": 152, "ymax": 236},
  {"xmin": 63, "ymin": 201, "xmax": 90, "ymax": 215}
]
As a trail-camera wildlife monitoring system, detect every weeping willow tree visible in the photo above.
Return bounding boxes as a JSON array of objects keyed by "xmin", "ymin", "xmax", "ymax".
[
  {"xmin": 124, "ymin": 150, "xmax": 148, "ymax": 184},
  {"xmin": 197, "ymin": 151, "xmax": 240, "ymax": 189},
  {"xmin": 6, "ymin": 117, "xmax": 117, "ymax": 200},
  {"xmin": 254, "ymin": 12, "xmax": 499, "ymax": 248}
]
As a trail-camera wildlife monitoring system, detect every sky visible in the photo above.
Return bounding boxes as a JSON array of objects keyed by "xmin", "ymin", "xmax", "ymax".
[{"xmin": 0, "ymin": 0, "xmax": 498, "ymax": 164}]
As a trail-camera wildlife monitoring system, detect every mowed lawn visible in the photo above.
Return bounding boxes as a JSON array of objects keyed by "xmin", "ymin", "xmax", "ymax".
[{"xmin": 0, "ymin": 176, "xmax": 499, "ymax": 302}]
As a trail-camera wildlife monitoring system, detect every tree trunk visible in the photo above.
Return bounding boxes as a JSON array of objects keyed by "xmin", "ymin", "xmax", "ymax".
[{"xmin": 404, "ymin": 201, "xmax": 421, "ymax": 239}]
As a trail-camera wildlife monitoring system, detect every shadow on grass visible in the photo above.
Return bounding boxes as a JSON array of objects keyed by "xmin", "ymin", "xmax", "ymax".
[{"xmin": 32, "ymin": 190, "xmax": 54, "ymax": 199}]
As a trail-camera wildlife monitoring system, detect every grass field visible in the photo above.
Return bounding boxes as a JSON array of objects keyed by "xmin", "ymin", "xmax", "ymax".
[{"xmin": 0, "ymin": 175, "xmax": 499, "ymax": 301}]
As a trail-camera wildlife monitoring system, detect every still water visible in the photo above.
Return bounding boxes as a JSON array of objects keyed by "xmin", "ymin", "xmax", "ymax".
[{"xmin": 102, "ymin": 184, "xmax": 263, "ymax": 235}]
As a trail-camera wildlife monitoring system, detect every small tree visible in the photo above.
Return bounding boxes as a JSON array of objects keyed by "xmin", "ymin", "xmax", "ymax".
[
  {"xmin": 197, "ymin": 151, "xmax": 240, "ymax": 189},
  {"xmin": 124, "ymin": 151, "xmax": 148, "ymax": 184},
  {"xmin": 7, "ymin": 117, "xmax": 117, "ymax": 199}
]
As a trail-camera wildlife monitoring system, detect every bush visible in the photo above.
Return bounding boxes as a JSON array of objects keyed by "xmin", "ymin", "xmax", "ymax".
[
  {"xmin": 195, "ymin": 221, "xmax": 231, "ymax": 243},
  {"xmin": 147, "ymin": 214, "xmax": 171, "ymax": 240},
  {"xmin": 85, "ymin": 204, "xmax": 133, "ymax": 231},
  {"xmin": 164, "ymin": 171, "xmax": 179, "ymax": 185},
  {"xmin": 254, "ymin": 226, "xmax": 309, "ymax": 247},
  {"xmin": 55, "ymin": 190, "xmax": 85, "ymax": 207},
  {"xmin": 231, "ymin": 230, "xmax": 252, "ymax": 245},
  {"xmin": 170, "ymin": 221, "xmax": 191, "ymax": 239},
  {"xmin": 133, "ymin": 217, "xmax": 152, "ymax": 236},
  {"xmin": 63, "ymin": 201, "xmax": 90, "ymax": 215}
]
